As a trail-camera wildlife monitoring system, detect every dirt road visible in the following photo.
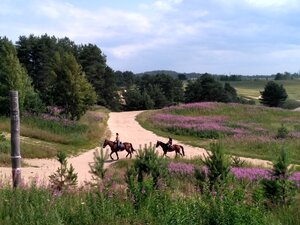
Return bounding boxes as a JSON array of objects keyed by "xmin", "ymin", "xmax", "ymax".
[{"xmin": 0, "ymin": 111, "xmax": 271, "ymax": 185}]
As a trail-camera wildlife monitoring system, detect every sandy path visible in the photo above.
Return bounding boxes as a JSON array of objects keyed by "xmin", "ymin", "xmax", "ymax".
[{"xmin": 0, "ymin": 110, "xmax": 271, "ymax": 185}]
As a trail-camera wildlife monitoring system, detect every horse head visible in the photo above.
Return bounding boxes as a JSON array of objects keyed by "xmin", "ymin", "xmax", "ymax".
[
  {"xmin": 155, "ymin": 140, "xmax": 160, "ymax": 148},
  {"xmin": 103, "ymin": 139, "xmax": 108, "ymax": 148}
]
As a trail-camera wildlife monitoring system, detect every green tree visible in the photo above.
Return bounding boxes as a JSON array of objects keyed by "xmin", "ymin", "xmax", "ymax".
[
  {"xmin": 54, "ymin": 52, "xmax": 96, "ymax": 120},
  {"xmin": 261, "ymin": 148, "xmax": 296, "ymax": 205},
  {"xmin": 0, "ymin": 37, "xmax": 40, "ymax": 115},
  {"xmin": 224, "ymin": 82, "xmax": 238, "ymax": 102},
  {"xmin": 260, "ymin": 81, "xmax": 288, "ymax": 107},
  {"xmin": 77, "ymin": 44, "xmax": 106, "ymax": 103},
  {"xmin": 16, "ymin": 34, "xmax": 58, "ymax": 104},
  {"xmin": 185, "ymin": 74, "xmax": 229, "ymax": 103},
  {"xmin": 123, "ymin": 88, "xmax": 144, "ymax": 110}
]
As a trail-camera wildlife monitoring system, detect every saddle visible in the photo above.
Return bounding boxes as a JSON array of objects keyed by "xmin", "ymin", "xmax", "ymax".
[{"xmin": 115, "ymin": 141, "xmax": 124, "ymax": 149}]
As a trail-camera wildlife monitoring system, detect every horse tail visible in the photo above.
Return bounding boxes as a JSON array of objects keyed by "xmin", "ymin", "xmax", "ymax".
[
  {"xmin": 130, "ymin": 143, "xmax": 136, "ymax": 152},
  {"xmin": 180, "ymin": 146, "xmax": 185, "ymax": 156}
]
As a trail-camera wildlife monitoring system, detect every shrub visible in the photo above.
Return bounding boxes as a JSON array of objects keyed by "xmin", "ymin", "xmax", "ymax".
[
  {"xmin": 202, "ymin": 142, "xmax": 230, "ymax": 187},
  {"xmin": 89, "ymin": 148, "xmax": 109, "ymax": 181},
  {"xmin": 261, "ymin": 147, "xmax": 296, "ymax": 206},
  {"xmin": 125, "ymin": 145, "xmax": 168, "ymax": 209},
  {"xmin": 260, "ymin": 81, "xmax": 288, "ymax": 107},
  {"xmin": 49, "ymin": 151, "xmax": 78, "ymax": 192},
  {"xmin": 276, "ymin": 124, "xmax": 288, "ymax": 139},
  {"xmin": 280, "ymin": 99, "xmax": 300, "ymax": 110}
]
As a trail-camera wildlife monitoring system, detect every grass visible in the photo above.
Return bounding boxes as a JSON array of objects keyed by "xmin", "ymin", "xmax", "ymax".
[
  {"xmin": 0, "ymin": 154, "xmax": 299, "ymax": 225},
  {"xmin": 0, "ymin": 106, "xmax": 109, "ymax": 165},
  {"xmin": 136, "ymin": 102, "xmax": 300, "ymax": 164},
  {"xmin": 226, "ymin": 79, "xmax": 300, "ymax": 102}
]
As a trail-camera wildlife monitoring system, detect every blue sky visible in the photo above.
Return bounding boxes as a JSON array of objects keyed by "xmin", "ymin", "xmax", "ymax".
[{"xmin": 1, "ymin": 0, "xmax": 300, "ymax": 75}]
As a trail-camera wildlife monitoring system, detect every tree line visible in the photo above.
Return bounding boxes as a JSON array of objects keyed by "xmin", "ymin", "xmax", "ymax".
[{"xmin": 0, "ymin": 34, "xmax": 288, "ymax": 120}]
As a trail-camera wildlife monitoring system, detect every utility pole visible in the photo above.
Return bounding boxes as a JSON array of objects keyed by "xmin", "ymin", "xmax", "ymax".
[{"xmin": 10, "ymin": 91, "xmax": 21, "ymax": 188}]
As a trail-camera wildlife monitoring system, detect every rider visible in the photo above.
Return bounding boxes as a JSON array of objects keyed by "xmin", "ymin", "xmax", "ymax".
[
  {"xmin": 115, "ymin": 133, "xmax": 121, "ymax": 150},
  {"xmin": 166, "ymin": 136, "xmax": 172, "ymax": 149}
]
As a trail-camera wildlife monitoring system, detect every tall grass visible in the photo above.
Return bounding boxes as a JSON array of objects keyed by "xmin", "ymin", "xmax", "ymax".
[
  {"xmin": 0, "ymin": 107, "xmax": 109, "ymax": 165},
  {"xmin": 0, "ymin": 153, "xmax": 299, "ymax": 225}
]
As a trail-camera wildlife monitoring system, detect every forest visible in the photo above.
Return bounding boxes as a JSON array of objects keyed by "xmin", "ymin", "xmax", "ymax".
[{"xmin": 2, "ymin": 34, "xmax": 297, "ymax": 121}]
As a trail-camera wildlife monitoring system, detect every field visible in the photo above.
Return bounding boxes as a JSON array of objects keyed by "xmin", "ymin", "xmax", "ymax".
[
  {"xmin": 1, "ymin": 103, "xmax": 300, "ymax": 224},
  {"xmin": 0, "ymin": 147, "xmax": 299, "ymax": 225},
  {"xmin": 227, "ymin": 79, "xmax": 300, "ymax": 101},
  {"xmin": 137, "ymin": 102, "xmax": 300, "ymax": 164},
  {"xmin": 0, "ymin": 106, "xmax": 109, "ymax": 166}
]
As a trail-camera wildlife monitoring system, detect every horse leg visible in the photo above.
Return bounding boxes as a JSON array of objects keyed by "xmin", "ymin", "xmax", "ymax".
[
  {"xmin": 177, "ymin": 149, "xmax": 183, "ymax": 157},
  {"xmin": 110, "ymin": 151, "xmax": 114, "ymax": 160},
  {"xmin": 125, "ymin": 150, "xmax": 130, "ymax": 158},
  {"xmin": 116, "ymin": 151, "xmax": 119, "ymax": 160}
]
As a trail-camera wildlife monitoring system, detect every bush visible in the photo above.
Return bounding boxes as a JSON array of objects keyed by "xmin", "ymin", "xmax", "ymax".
[
  {"xmin": 125, "ymin": 145, "xmax": 168, "ymax": 209},
  {"xmin": 260, "ymin": 81, "xmax": 288, "ymax": 107},
  {"xmin": 196, "ymin": 142, "xmax": 230, "ymax": 190},
  {"xmin": 89, "ymin": 148, "xmax": 109, "ymax": 181},
  {"xmin": 261, "ymin": 148, "xmax": 296, "ymax": 206},
  {"xmin": 280, "ymin": 99, "xmax": 300, "ymax": 110},
  {"xmin": 276, "ymin": 124, "xmax": 288, "ymax": 139},
  {"xmin": 49, "ymin": 151, "xmax": 78, "ymax": 192}
]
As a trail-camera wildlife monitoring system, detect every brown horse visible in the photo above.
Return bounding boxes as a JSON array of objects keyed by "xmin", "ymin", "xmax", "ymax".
[
  {"xmin": 155, "ymin": 140, "xmax": 185, "ymax": 157},
  {"xmin": 103, "ymin": 139, "xmax": 136, "ymax": 160}
]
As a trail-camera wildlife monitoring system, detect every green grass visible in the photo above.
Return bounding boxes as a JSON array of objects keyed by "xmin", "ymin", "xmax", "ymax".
[
  {"xmin": 0, "ymin": 106, "xmax": 109, "ymax": 165},
  {"xmin": 137, "ymin": 103, "xmax": 300, "ymax": 164},
  {"xmin": 226, "ymin": 79, "xmax": 300, "ymax": 102},
  {"xmin": 0, "ymin": 155, "xmax": 299, "ymax": 225}
]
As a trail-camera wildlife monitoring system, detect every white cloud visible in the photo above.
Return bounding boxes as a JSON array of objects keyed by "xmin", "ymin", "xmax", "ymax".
[
  {"xmin": 108, "ymin": 38, "xmax": 170, "ymax": 59},
  {"xmin": 245, "ymin": 0, "xmax": 298, "ymax": 8}
]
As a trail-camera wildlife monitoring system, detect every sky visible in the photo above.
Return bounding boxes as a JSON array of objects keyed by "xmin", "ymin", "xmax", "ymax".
[{"xmin": 1, "ymin": 0, "xmax": 300, "ymax": 75}]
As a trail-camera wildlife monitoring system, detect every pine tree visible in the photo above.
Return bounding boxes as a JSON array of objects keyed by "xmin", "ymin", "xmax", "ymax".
[
  {"xmin": 0, "ymin": 37, "xmax": 39, "ymax": 115},
  {"xmin": 260, "ymin": 81, "xmax": 288, "ymax": 107}
]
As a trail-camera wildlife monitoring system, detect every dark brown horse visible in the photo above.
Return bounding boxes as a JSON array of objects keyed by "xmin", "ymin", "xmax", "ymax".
[
  {"xmin": 103, "ymin": 139, "xmax": 136, "ymax": 160},
  {"xmin": 155, "ymin": 140, "xmax": 185, "ymax": 157}
]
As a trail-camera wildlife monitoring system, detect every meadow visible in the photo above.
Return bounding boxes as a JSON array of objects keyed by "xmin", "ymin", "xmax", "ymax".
[
  {"xmin": 0, "ymin": 145, "xmax": 299, "ymax": 225},
  {"xmin": 0, "ymin": 106, "xmax": 109, "ymax": 166},
  {"xmin": 137, "ymin": 102, "xmax": 300, "ymax": 164},
  {"xmin": 227, "ymin": 79, "xmax": 300, "ymax": 101}
]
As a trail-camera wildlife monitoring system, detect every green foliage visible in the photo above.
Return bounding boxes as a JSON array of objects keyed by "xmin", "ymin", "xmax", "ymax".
[
  {"xmin": 0, "ymin": 132, "xmax": 9, "ymax": 155},
  {"xmin": 261, "ymin": 148, "xmax": 296, "ymax": 206},
  {"xmin": 54, "ymin": 52, "xmax": 97, "ymax": 120},
  {"xmin": 280, "ymin": 99, "xmax": 300, "ymax": 110},
  {"xmin": 260, "ymin": 81, "xmax": 288, "ymax": 107},
  {"xmin": 0, "ymin": 184, "xmax": 271, "ymax": 225},
  {"xmin": 199, "ymin": 186, "xmax": 267, "ymax": 225},
  {"xmin": 196, "ymin": 142, "xmax": 230, "ymax": 190},
  {"xmin": 77, "ymin": 43, "xmax": 121, "ymax": 110},
  {"xmin": 99, "ymin": 66, "xmax": 121, "ymax": 111},
  {"xmin": 16, "ymin": 34, "xmax": 100, "ymax": 119},
  {"xmin": 230, "ymin": 156, "xmax": 245, "ymax": 167},
  {"xmin": 185, "ymin": 74, "xmax": 237, "ymax": 103},
  {"xmin": 126, "ymin": 145, "xmax": 168, "ymax": 209},
  {"xmin": 0, "ymin": 37, "xmax": 39, "ymax": 115},
  {"xmin": 89, "ymin": 148, "xmax": 109, "ymax": 181},
  {"xmin": 124, "ymin": 73, "xmax": 184, "ymax": 110},
  {"xmin": 0, "ymin": 132, "xmax": 5, "ymax": 142},
  {"xmin": 49, "ymin": 151, "xmax": 78, "ymax": 192},
  {"xmin": 276, "ymin": 124, "xmax": 288, "ymax": 139}
]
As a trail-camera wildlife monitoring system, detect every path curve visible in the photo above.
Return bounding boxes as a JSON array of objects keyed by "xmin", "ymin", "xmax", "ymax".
[{"xmin": 0, "ymin": 110, "xmax": 272, "ymax": 185}]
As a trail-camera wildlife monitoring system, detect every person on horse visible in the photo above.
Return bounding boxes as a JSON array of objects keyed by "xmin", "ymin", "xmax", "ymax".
[
  {"xmin": 166, "ymin": 136, "xmax": 172, "ymax": 149},
  {"xmin": 115, "ymin": 133, "xmax": 121, "ymax": 150}
]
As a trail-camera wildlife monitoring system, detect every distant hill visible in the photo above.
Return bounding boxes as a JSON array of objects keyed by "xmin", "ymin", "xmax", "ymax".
[
  {"xmin": 135, "ymin": 70, "xmax": 209, "ymax": 79},
  {"xmin": 135, "ymin": 70, "xmax": 300, "ymax": 81}
]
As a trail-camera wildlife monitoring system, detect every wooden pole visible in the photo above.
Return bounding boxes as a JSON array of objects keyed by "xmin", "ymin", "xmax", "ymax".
[{"xmin": 10, "ymin": 91, "xmax": 21, "ymax": 188}]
